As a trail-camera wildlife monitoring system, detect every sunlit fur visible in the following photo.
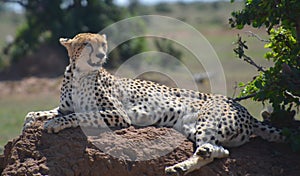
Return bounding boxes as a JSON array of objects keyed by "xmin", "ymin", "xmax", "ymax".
[{"xmin": 59, "ymin": 33, "xmax": 107, "ymax": 74}]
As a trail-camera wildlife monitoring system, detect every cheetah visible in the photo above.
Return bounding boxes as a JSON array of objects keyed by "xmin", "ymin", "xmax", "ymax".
[{"xmin": 23, "ymin": 33, "xmax": 285, "ymax": 175}]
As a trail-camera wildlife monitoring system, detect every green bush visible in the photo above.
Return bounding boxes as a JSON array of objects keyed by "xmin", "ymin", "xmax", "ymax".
[{"xmin": 230, "ymin": 0, "xmax": 300, "ymax": 150}]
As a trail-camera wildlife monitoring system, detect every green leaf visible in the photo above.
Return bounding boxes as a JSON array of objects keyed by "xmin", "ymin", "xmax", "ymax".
[
  {"xmin": 254, "ymin": 80, "xmax": 263, "ymax": 89},
  {"xmin": 238, "ymin": 82, "xmax": 246, "ymax": 87}
]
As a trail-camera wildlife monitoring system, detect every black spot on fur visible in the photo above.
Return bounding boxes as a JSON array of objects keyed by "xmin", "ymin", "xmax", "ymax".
[
  {"xmin": 163, "ymin": 115, "xmax": 168, "ymax": 122},
  {"xmin": 103, "ymin": 119, "xmax": 110, "ymax": 126}
]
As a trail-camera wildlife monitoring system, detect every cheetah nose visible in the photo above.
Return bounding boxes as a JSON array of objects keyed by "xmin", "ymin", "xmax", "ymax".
[{"xmin": 96, "ymin": 53, "xmax": 105, "ymax": 59}]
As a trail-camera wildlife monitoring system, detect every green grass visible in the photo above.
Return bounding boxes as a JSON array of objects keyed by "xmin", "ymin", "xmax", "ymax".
[{"xmin": 0, "ymin": 94, "xmax": 58, "ymax": 152}]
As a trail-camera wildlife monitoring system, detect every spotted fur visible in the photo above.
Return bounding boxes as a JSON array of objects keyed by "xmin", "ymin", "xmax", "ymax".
[{"xmin": 23, "ymin": 33, "xmax": 285, "ymax": 175}]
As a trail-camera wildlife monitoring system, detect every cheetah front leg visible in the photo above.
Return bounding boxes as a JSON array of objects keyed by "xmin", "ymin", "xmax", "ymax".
[
  {"xmin": 44, "ymin": 110, "xmax": 131, "ymax": 133},
  {"xmin": 23, "ymin": 107, "xmax": 62, "ymax": 131},
  {"xmin": 23, "ymin": 65, "xmax": 74, "ymax": 131}
]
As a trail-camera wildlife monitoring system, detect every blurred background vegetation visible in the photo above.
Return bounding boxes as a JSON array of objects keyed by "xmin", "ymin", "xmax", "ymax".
[{"xmin": 0, "ymin": 0, "xmax": 299, "ymax": 152}]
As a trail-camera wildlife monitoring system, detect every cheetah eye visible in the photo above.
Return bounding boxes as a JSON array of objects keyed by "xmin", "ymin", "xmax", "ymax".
[{"xmin": 101, "ymin": 42, "xmax": 106, "ymax": 48}]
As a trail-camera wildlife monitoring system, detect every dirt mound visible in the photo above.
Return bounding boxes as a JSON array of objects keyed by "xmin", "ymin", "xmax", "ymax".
[{"xmin": 1, "ymin": 121, "xmax": 300, "ymax": 176}]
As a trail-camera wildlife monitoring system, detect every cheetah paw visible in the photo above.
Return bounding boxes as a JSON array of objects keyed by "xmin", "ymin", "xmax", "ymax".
[
  {"xmin": 44, "ymin": 119, "xmax": 63, "ymax": 133},
  {"xmin": 165, "ymin": 165, "xmax": 186, "ymax": 175},
  {"xmin": 165, "ymin": 156, "xmax": 200, "ymax": 175},
  {"xmin": 196, "ymin": 143, "xmax": 229, "ymax": 159},
  {"xmin": 196, "ymin": 146, "xmax": 212, "ymax": 159},
  {"xmin": 22, "ymin": 112, "xmax": 37, "ymax": 131}
]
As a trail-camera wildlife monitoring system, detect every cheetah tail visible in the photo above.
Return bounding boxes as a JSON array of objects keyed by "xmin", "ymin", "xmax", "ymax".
[{"xmin": 252, "ymin": 119, "xmax": 286, "ymax": 143}]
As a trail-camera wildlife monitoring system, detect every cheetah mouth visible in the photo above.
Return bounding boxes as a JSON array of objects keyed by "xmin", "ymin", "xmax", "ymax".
[
  {"xmin": 86, "ymin": 45, "xmax": 105, "ymax": 67},
  {"xmin": 87, "ymin": 58, "xmax": 103, "ymax": 67}
]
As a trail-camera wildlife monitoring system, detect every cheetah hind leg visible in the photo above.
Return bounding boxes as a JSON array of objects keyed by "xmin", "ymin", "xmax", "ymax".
[{"xmin": 165, "ymin": 143, "xmax": 229, "ymax": 175}]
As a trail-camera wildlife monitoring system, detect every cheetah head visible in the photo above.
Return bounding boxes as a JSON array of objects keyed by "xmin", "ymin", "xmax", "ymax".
[{"xmin": 59, "ymin": 33, "xmax": 108, "ymax": 72}]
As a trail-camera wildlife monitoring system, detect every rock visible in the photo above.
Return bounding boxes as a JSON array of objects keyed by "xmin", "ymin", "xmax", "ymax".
[{"xmin": 1, "ymin": 121, "xmax": 299, "ymax": 176}]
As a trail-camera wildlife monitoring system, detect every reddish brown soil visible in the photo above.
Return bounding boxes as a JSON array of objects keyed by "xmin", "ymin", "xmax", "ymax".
[{"xmin": 1, "ymin": 120, "xmax": 300, "ymax": 176}]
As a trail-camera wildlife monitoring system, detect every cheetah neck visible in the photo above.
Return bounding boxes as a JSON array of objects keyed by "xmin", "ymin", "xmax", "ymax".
[{"xmin": 72, "ymin": 62, "xmax": 100, "ymax": 80}]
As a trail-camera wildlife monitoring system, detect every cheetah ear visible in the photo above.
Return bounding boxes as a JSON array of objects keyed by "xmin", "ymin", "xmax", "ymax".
[
  {"xmin": 59, "ymin": 38, "xmax": 72, "ymax": 48},
  {"xmin": 102, "ymin": 34, "xmax": 106, "ymax": 40}
]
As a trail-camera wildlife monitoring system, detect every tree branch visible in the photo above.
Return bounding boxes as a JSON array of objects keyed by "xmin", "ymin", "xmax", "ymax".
[
  {"xmin": 245, "ymin": 31, "xmax": 269, "ymax": 43},
  {"xmin": 233, "ymin": 93, "xmax": 257, "ymax": 101},
  {"xmin": 232, "ymin": 81, "xmax": 239, "ymax": 98},
  {"xmin": 234, "ymin": 48, "xmax": 266, "ymax": 72},
  {"xmin": 1, "ymin": 0, "xmax": 27, "ymax": 7},
  {"xmin": 284, "ymin": 91, "xmax": 300, "ymax": 103},
  {"xmin": 234, "ymin": 35, "xmax": 266, "ymax": 72}
]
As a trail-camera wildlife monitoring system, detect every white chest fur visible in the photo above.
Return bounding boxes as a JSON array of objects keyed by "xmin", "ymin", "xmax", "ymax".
[{"xmin": 72, "ymin": 72, "xmax": 98, "ymax": 113}]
